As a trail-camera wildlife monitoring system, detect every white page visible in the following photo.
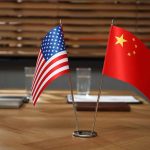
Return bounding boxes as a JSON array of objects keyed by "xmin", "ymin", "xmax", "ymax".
[{"xmin": 67, "ymin": 95, "xmax": 140, "ymax": 103}]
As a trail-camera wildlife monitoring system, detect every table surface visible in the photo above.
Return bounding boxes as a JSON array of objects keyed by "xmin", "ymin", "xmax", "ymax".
[{"xmin": 0, "ymin": 90, "xmax": 150, "ymax": 150}]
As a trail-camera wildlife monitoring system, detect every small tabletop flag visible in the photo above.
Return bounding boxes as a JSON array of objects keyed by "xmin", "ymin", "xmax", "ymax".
[
  {"xmin": 102, "ymin": 25, "xmax": 150, "ymax": 100},
  {"xmin": 32, "ymin": 25, "xmax": 69, "ymax": 105}
]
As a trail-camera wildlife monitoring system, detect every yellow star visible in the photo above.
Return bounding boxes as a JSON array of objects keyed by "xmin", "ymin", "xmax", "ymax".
[
  {"xmin": 115, "ymin": 34, "xmax": 127, "ymax": 47},
  {"xmin": 128, "ymin": 53, "xmax": 131, "ymax": 56},
  {"xmin": 133, "ymin": 51, "xmax": 136, "ymax": 55}
]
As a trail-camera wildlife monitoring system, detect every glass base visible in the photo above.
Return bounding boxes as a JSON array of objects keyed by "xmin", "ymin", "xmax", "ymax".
[{"xmin": 73, "ymin": 130, "xmax": 97, "ymax": 138}]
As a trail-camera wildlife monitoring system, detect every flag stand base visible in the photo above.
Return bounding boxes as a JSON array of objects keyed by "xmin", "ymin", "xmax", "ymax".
[{"xmin": 73, "ymin": 130, "xmax": 97, "ymax": 138}]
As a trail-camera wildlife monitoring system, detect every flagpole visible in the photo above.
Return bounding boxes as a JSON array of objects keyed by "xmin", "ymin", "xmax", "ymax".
[
  {"xmin": 92, "ymin": 18, "xmax": 114, "ymax": 132},
  {"xmin": 91, "ymin": 20, "xmax": 113, "ymax": 132},
  {"xmin": 68, "ymin": 73, "xmax": 80, "ymax": 132},
  {"xmin": 91, "ymin": 76, "xmax": 103, "ymax": 132},
  {"xmin": 59, "ymin": 19, "xmax": 62, "ymax": 25},
  {"xmin": 59, "ymin": 19, "xmax": 79, "ymax": 131},
  {"xmin": 111, "ymin": 18, "xmax": 114, "ymax": 26}
]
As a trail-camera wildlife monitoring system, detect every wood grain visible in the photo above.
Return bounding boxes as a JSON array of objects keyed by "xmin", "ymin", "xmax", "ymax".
[{"xmin": 0, "ymin": 90, "xmax": 149, "ymax": 150}]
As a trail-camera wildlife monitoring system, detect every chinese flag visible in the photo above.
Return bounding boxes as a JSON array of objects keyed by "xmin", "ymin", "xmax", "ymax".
[{"xmin": 102, "ymin": 25, "xmax": 150, "ymax": 100}]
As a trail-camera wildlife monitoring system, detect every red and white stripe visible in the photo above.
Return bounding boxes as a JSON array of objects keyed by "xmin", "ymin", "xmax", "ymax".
[{"xmin": 32, "ymin": 50, "xmax": 69, "ymax": 105}]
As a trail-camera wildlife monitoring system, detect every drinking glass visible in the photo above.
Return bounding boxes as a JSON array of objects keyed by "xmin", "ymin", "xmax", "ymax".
[
  {"xmin": 24, "ymin": 67, "xmax": 35, "ymax": 100},
  {"xmin": 76, "ymin": 68, "xmax": 91, "ymax": 95}
]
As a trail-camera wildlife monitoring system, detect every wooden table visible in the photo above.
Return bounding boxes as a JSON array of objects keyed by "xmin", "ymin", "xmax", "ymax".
[{"xmin": 0, "ymin": 90, "xmax": 150, "ymax": 150}]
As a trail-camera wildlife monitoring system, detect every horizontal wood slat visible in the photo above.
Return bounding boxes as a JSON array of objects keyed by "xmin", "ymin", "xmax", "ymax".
[
  {"xmin": 0, "ymin": 0, "xmax": 149, "ymax": 57},
  {"xmin": 0, "ymin": 10, "xmax": 150, "ymax": 18},
  {"xmin": 1, "ymin": 18, "xmax": 150, "ymax": 27},
  {"xmin": 0, "ymin": 2, "xmax": 149, "ymax": 10},
  {"xmin": 1, "ymin": 25, "xmax": 150, "ymax": 33}
]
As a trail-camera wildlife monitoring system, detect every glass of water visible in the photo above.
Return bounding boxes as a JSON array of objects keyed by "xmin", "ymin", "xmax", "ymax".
[
  {"xmin": 24, "ymin": 67, "xmax": 35, "ymax": 100},
  {"xmin": 76, "ymin": 68, "xmax": 91, "ymax": 95}
]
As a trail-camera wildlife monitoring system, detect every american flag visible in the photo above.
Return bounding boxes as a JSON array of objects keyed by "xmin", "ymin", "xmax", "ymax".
[{"xmin": 32, "ymin": 25, "xmax": 69, "ymax": 105}]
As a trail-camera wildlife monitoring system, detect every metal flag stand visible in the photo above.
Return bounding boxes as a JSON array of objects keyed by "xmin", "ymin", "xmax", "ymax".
[
  {"xmin": 67, "ymin": 66, "xmax": 104, "ymax": 138},
  {"xmin": 60, "ymin": 18, "xmax": 105, "ymax": 138},
  {"xmin": 68, "ymin": 65, "xmax": 104, "ymax": 137},
  {"xmin": 69, "ymin": 20, "xmax": 115, "ymax": 138},
  {"xmin": 68, "ymin": 71, "xmax": 101, "ymax": 138}
]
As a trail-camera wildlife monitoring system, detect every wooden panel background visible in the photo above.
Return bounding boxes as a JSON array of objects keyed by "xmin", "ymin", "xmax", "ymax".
[{"xmin": 0, "ymin": 0, "xmax": 149, "ymax": 57}]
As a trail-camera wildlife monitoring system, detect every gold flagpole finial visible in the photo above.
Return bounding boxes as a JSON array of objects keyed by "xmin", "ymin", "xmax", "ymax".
[
  {"xmin": 111, "ymin": 19, "xmax": 114, "ymax": 25},
  {"xmin": 59, "ymin": 19, "xmax": 62, "ymax": 25}
]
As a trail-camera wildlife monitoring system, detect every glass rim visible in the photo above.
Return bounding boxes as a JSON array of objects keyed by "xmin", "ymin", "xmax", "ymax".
[
  {"xmin": 76, "ymin": 67, "xmax": 91, "ymax": 71},
  {"xmin": 24, "ymin": 66, "xmax": 35, "ymax": 69},
  {"xmin": 24, "ymin": 67, "xmax": 35, "ymax": 74}
]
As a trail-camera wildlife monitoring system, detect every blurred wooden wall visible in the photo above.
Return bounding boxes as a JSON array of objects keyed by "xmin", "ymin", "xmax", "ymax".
[{"xmin": 0, "ymin": 0, "xmax": 149, "ymax": 57}]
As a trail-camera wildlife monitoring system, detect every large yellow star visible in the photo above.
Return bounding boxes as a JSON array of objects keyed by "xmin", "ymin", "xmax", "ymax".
[{"xmin": 115, "ymin": 34, "xmax": 127, "ymax": 47}]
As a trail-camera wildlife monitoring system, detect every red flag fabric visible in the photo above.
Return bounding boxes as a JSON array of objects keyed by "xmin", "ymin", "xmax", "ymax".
[
  {"xmin": 32, "ymin": 25, "xmax": 69, "ymax": 105},
  {"xmin": 102, "ymin": 25, "xmax": 150, "ymax": 100}
]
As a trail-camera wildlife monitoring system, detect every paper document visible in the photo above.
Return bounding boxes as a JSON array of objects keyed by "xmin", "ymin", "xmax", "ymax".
[
  {"xmin": 0, "ymin": 96, "xmax": 25, "ymax": 108},
  {"xmin": 67, "ymin": 95, "xmax": 141, "ymax": 103}
]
